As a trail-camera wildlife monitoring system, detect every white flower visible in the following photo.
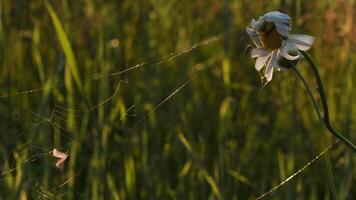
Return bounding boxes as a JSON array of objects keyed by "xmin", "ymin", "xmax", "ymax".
[{"xmin": 246, "ymin": 11, "xmax": 315, "ymax": 82}]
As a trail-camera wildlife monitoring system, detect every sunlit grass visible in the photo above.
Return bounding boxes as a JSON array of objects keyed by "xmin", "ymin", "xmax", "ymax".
[{"xmin": 0, "ymin": 1, "xmax": 355, "ymax": 199}]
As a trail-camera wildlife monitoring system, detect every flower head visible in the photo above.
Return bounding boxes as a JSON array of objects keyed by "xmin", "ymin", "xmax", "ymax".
[
  {"xmin": 246, "ymin": 11, "xmax": 315, "ymax": 82},
  {"xmin": 53, "ymin": 148, "xmax": 69, "ymax": 169}
]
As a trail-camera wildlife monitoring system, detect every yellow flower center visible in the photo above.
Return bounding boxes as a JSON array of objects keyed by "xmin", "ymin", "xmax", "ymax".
[{"xmin": 258, "ymin": 22, "xmax": 284, "ymax": 50}]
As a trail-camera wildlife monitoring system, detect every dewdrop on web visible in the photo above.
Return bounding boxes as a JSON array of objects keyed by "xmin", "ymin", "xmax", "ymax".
[{"xmin": 246, "ymin": 11, "xmax": 315, "ymax": 82}]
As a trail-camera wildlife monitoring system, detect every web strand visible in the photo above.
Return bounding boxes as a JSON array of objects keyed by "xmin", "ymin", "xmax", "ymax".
[
  {"xmin": 0, "ymin": 77, "xmax": 126, "ymax": 178},
  {"xmin": 0, "ymin": 28, "xmax": 240, "ymax": 99},
  {"xmin": 255, "ymin": 140, "xmax": 339, "ymax": 200},
  {"xmin": 124, "ymin": 68, "xmax": 202, "ymax": 134},
  {"xmin": 1, "ymin": 27, "xmax": 244, "ymax": 198}
]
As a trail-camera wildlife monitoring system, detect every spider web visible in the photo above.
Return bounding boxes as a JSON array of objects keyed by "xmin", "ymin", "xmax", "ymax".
[
  {"xmin": 0, "ymin": 28, "xmax": 241, "ymax": 198},
  {"xmin": 0, "ymin": 26, "xmax": 334, "ymax": 199}
]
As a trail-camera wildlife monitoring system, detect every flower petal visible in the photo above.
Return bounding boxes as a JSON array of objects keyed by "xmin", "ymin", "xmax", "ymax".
[
  {"xmin": 251, "ymin": 48, "xmax": 271, "ymax": 58},
  {"xmin": 255, "ymin": 55, "xmax": 270, "ymax": 71},
  {"xmin": 288, "ymin": 34, "xmax": 315, "ymax": 51},
  {"xmin": 280, "ymin": 47, "xmax": 300, "ymax": 60},
  {"xmin": 246, "ymin": 28, "xmax": 262, "ymax": 47},
  {"xmin": 275, "ymin": 22, "xmax": 291, "ymax": 37},
  {"xmin": 53, "ymin": 149, "xmax": 68, "ymax": 159},
  {"xmin": 265, "ymin": 51, "xmax": 277, "ymax": 81},
  {"xmin": 264, "ymin": 11, "xmax": 291, "ymax": 25},
  {"xmin": 251, "ymin": 19, "xmax": 258, "ymax": 29},
  {"xmin": 56, "ymin": 158, "xmax": 67, "ymax": 169},
  {"xmin": 253, "ymin": 17, "xmax": 264, "ymax": 30}
]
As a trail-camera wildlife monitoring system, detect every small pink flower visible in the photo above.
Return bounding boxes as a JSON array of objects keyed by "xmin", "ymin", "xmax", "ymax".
[{"xmin": 52, "ymin": 148, "xmax": 69, "ymax": 169}]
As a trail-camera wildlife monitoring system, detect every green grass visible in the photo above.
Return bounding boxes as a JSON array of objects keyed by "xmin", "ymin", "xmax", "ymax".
[{"xmin": 0, "ymin": 0, "xmax": 355, "ymax": 199}]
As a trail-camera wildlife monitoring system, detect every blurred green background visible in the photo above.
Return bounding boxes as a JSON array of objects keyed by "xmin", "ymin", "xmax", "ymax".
[{"xmin": 0, "ymin": 0, "xmax": 355, "ymax": 199}]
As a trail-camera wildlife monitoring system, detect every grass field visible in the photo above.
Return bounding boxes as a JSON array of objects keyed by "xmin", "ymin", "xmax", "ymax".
[{"xmin": 0, "ymin": 0, "xmax": 355, "ymax": 199}]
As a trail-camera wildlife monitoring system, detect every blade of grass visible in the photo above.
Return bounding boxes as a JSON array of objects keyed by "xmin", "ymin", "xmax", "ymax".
[
  {"xmin": 45, "ymin": 1, "xmax": 83, "ymax": 95},
  {"xmin": 202, "ymin": 170, "xmax": 223, "ymax": 200}
]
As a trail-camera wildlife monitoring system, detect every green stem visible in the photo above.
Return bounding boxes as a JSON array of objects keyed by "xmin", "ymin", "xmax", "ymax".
[
  {"xmin": 292, "ymin": 67, "xmax": 338, "ymax": 200},
  {"xmin": 300, "ymin": 51, "xmax": 356, "ymax": 152},
  {"xmin": 292, "ymin": 67, "xmax": 323, "ymax": 123}
]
